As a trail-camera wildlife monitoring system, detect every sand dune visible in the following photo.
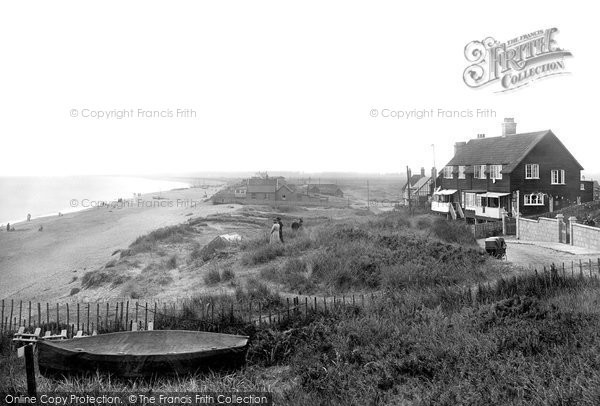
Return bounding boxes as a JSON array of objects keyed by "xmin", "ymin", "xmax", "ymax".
[{"xmin": 0, "ymin": 185, "xmax": 237, "ymax": 302}]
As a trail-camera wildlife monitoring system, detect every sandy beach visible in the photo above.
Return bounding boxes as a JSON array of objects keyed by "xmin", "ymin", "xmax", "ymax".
[{"xmin": 0, "ymin": 184, "xmax": 237, "ymax": 302}]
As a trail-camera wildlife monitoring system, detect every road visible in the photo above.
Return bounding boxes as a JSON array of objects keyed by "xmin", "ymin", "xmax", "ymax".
[{"xmin": 478, "ymin": 237, "xmax": 600, "ymax": 273}]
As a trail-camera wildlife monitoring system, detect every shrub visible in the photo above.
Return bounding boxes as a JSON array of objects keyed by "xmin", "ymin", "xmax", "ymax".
[
  {"xmin": 221, "ymin": 268, "xmax": 235, "ymax": 281},
  {"xmin": 431, "ymin": 219, "xmax": 476, "ymax": 245},
  {"xmin": 241, "ymin": 244, "xmax": 285, "ymax": 265},
  {"xmin": 204, "ymin": 268, "xmax": 221, "ymax": 285},
  {"xmin": 69, "ymin": 288, "xmax": 80, "ymax": 296},
  {"xmin": 166, "ymin": 254, "xmax": 178, "ymax": 270},
  {"xmin": 81, "ymin": 271, "xmax": 113, "ymax": 288}
]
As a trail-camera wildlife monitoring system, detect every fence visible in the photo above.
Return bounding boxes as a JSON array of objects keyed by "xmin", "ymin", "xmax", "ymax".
[
  {"xmin": 471, "ymin": 218, "xmax": 516, "ymax": 239},
  {"xmin": 0, "ymin": 293, "xmax": 381, "ymax": 336},
  {"xmin": 4, "ymin": 259, "xmax": 600, "ymax": 337}
]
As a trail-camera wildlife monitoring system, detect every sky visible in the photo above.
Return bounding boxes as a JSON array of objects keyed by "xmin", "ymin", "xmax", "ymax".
[{"xmin": 0, "ymin": 1, "xmax": 598, "ymax": 177}]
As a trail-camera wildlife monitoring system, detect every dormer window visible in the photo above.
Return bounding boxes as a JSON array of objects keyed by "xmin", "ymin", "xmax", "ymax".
[
  {"xmin": 443, "ymin": 166, "xmax": 453, "ymax": 179},
  {"xmin": 474, "ymin": 165, "xmax": 486, "ymax": 179}
]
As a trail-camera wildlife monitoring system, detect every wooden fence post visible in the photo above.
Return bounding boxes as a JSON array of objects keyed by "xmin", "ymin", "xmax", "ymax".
[
  {"xmin": 125, "ymin": 301, "xmax": 129, "ymax": 331},
  {"xmin": 145, "ymin": 302, "xmax": 148, "ymax": 330},
  {"xmin": 114, "ymin": 303, "xmax": 119, "ymax": 330},
  {"xmin": 9, "ymin": 300, "xmax": 14, "ymax": 332},
  {"xmin": 37, "ymin": 303, "xmax": 41, "ymax": 329},
  {"xmin": 96, "ymin": 303, "xmax": 100, "ymax": 333},
  {"xmin": 580, "ymin": 259, "xmax": 583, "ymax": 277},
  {"xmin": 46, "ymin": 303, "xmax": 49, "ymax": 329},
  {"xmin": 56, "ymin": 303, "xmax": 59, "ymax": 332},
  {"xmin": 119, "ymin": 302, "xmax": 124, "ymax": 330},
  {"xmin": 106, "ymin": 303, "xmax": 109, "ymax": 330},
  {"xmin": 1, "ymin": 300, "xmax": 4, "ymax": 334},
  {"xmin": 24, "ymin": 344, "xmax": 37, "ymax": 397},
  {"xmin": 77, "ymin": 303, "xmax": 80, "ymax": 332},
  {"xmin": 19, "ymin": 301, "xmax": 22, "ymax": 327},
  {"xmin": 66, "ymin": 304, "xmax": 70, "ymax": 336}
]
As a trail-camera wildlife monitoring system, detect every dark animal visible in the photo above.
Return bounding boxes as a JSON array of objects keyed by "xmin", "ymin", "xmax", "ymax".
[{"xmin": 291, "ymin": 218, "xmax": 303, "ymax": 231}]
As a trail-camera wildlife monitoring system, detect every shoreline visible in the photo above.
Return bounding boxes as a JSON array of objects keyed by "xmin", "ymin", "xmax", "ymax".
[
  {"xmin": 0, "ymin": 176, "xmax": 194, "ymax": 226},
  {"xmin": 0, "ymin": 181, "xmax": 230, "ymax": 301}
]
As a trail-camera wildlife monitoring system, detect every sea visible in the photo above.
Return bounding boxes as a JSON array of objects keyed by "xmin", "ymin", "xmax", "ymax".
[{"xmin": 0, "ymin": 176, "xmax": 191, "ymax": 225}]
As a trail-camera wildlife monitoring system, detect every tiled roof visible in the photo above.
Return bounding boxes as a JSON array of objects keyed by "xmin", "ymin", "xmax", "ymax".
[{"xmin": 445, "ymin": 130, "xmax": 582, "ymax": 173}]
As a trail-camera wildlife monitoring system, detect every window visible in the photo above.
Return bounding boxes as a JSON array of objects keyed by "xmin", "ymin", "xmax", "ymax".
[
  {"xmin": 443, "ymin": 166, "xmax": 453, "ymax": 179},
  {"xmin": 581, "ymin": 183, "xmax": 586, "ymax": 191},
  {"xmin": 490, "ymin": 165, "xmax": 503, "ymax": 180},
  {"xmin": 474, "ymin": 165, "xmax": 486, "ymax": 179},
  {"xmin": 525, "ymin": 164, "xmax": 539, "ymax": 179},
  {"xmin": 464, "ymin": 192, "xmax": 477, "ymax": 208},
  {"xmin": 524, "ymin": 193, "xmax": 545, "ymax": 206},
  {"xmin": 458, "ymin": 166, "xmax": 466, "ymax": 179},
  {"xmin": 551, "ymin": 169, "xmax": 565, "ymax": 185}
]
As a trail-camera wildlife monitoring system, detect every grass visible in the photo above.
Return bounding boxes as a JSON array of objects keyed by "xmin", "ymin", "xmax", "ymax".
[
  {"xmin": 120, "ymin": 224, "xmax": 195, "ymax": 257},
  {"xmin": 5, "ymin": 272, "xmax": 600, "ymax": 404}
]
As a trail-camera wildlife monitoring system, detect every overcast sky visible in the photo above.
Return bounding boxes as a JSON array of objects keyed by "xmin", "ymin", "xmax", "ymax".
[{"xmin": 0, "ymin": 1, "xmax": 597, "ymax": 177}]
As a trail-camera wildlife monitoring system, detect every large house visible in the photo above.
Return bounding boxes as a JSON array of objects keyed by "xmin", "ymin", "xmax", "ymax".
[{"xmin": 432, "ymin": 118, "xmax": 590, "ymax": 222}]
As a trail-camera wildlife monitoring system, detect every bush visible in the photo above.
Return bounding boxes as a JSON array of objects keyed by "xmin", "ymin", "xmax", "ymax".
[
  {"xmin": 221, "ymin": 268, "xmax": 235, "ymax": 281},
  {"xmin": 241, "ymin": 244, "xmax": 285, "ymax": 265},
  {"xmin": 431, "ymin": 218, "xmax": 477, "ymax": 245},
  {"xmin": 69, "ymin": 287, "xmax": 80, "ymax": 296},
  {"xmin": 166, "ymin": 254, "xmax": 178, "ymax": 269},
  {"xmin": 204, "ymin": 268, "xmax": 221, "ymax": 285}
]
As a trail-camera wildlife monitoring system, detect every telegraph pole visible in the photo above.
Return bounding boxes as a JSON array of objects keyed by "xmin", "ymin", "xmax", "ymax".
[{"xmin": 406, "ymin": 166, "xmax": 412, "ymax": 215}]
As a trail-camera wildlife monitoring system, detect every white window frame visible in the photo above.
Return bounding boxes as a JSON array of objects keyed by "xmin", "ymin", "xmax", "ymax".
[
  {"xmin": 443, "ymin": 166, "xmax": 453, "ymax": 179},
  {"xmin": 581, "ymin": 183, "xmax": 586, "ymax": 191},
  {"xmin": 490, "ymin": 165, "xmax": 503, "ymax": 180},
  {"xmin": 525, "ymin": 164, "xmax": 539, "ymax": 179},
  {"xmin": 551, "ymin": 169, "xmax": 565, "ymax": 185},
  {"xmin": 524, "ymin": 193, "xmax": 545, "ymax": 206},
  {"xmin": 474, "ymin": 165, "xmax": 486, "ymax": 179},
  {"xmin": 458, "ymin": 166, "xmax": 466, "ymax": 179},
  {"xmin": 464, "ymin": 192, "xmax": 477, "ymax": 208}
]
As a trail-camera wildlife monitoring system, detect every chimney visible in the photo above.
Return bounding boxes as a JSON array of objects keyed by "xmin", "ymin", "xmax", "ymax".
[
  {"xmin": 420, "ymin": 167, "xmax": 425, "ymax": 177},
  {"xmin": 431, "ymin": 167, "xmax": 437, "ymax": 180},
  {"xmin": 477, "ymin": 133, "xmax": 485, "ymax": 139},
  {"xmin": 454, "ymin": 141, "xmax": 467, "ymax": 156},
  {"xmin": 502, "ymin": 117, "xmax": 517, "ymax": 136}
]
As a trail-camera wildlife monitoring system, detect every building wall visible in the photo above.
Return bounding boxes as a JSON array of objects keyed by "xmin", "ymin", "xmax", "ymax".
[
  {"xmin": 518, "ymin": 217, "xmax": 561, "ymax": 243},
  {"xmin": 511, "ymin": 133, "xmax": 582, "ymax": 216},
  {"xmin": 571, "ymin": 223, "xmax": 600, "ymax": 250}
]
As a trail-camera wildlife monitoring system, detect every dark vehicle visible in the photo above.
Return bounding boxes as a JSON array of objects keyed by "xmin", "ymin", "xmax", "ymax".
[
  {"xmin": 37, "ymin": 330, "xmax": 249, "ymax": 378},
  {"xmin": 485, "ymin": 237, "xmax": 507, "ymax": 259}
]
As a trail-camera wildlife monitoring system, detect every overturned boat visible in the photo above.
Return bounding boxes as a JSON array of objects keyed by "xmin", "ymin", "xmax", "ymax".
[{"xmin": 37, "ymin": 330, "xmax": 249, "ymax": 378}]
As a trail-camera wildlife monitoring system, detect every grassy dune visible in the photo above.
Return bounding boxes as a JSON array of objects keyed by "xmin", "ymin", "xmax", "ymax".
[{"xmin": 4, "ymin": 210, "xmax": 600, "ymax": 404}]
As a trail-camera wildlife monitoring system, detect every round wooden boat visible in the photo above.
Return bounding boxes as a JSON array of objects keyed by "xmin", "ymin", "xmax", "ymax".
[{"xmin": 37, "ymin": 330, "xmax": 249, "ymax": 378}]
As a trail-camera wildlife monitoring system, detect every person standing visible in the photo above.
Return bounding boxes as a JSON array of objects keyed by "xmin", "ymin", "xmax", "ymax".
[
  {"xmin": 270, "ymin": 219, "xmax": 281, "ymax": 244},
  {"xmin": 277, "ymin": 217, "xmax": 284, "ymax": 243}
]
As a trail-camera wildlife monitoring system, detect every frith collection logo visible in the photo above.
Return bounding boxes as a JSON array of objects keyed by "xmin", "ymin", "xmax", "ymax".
[{"xmin": 463, "ymin": 28, "xmax": 572, "ymax": 92}]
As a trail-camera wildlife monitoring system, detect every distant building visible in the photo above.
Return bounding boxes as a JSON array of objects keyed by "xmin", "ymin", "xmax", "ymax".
[
  {"xmin": 433, "ymin": 118, "xmax": 591, "ymax": 222},
  {"xmin": 211, "ymin": 174, "xmax": 327, "ymax": 205},
  {"xmin": 401, "ymin": 167, "xmax": 436, "ymax": 206},
  {"xmin": 307, "ymin": 184, "xmax": 344, "ymax": 197}
]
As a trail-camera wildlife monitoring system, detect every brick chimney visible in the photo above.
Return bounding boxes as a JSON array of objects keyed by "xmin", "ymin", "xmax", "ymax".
[
  {"xmin": 431, "ymin": 167, "xmax": 437, "ymax": 180},
  {"xmin": 477, "ymin": 133, "xmax": 485, "ymax": 139},
  {"xmin": 502, "ymin": 118, "xmax": 517, "ymax": 136},
  {"xmin": 454, "ymin": 141, "xmax": 467, "ymax": 156},
  {"xmin": 420, "ymin": 167, "xmax": 425, "ymax": 177}
]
